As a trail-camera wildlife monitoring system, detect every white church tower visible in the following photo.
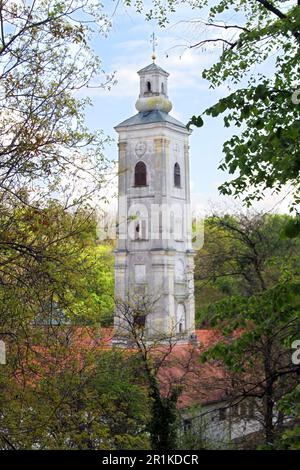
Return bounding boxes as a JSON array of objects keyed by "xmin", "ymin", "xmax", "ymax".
[{"xmin": 114, "ymin": 57, "xmax": 195, "ymax": 342}]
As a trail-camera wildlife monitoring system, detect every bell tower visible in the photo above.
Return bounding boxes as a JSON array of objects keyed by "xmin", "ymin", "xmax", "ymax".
[{"xmin": 114, "ymin": 59, "xmax": 195, "ymax": 342}]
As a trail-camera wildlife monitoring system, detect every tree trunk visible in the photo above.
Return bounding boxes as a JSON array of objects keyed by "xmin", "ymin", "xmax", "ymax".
[{"xmin": 264, "ymin": 340, "xmax": 275, "ymax": 445}]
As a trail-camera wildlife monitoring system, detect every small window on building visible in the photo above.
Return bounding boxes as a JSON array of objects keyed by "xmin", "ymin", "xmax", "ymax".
[
  {"xmin": 247, "ymin": 400, "xmax": 255, "ymax": 418},
  {"xmin": 183, "ymin": 419, "xmax": 192, "ymax": 434},
  {"xmin": 134, "ymin": 313, "xmax": 146, "ymax": 328},
  {"xmin": 219, "ymin": 408, "xmax": 226, "ymax": 421},
  {"xmin": 240, "ymin": 402, "xmax": 247, "ymax": 417},
  {"xmin": 161, "ymin": 83, "xmax": 165, "ymax": 94},
  {"xmin": 135, "ymin": 264, "xmax": 146, "ymax": 283},
  {"xmin": 141, "ymin": 219, "xmax": 148, "ymax": 239},
  {"xmin": 176, "ymin": 304, "xmax": 186, "ymax": 334},
  {"xmin": 135, "ymin": 219, "xmax": 148, "ymax": 240},
  {"xmin": 134, "ymin": 161, "xmax": 147, "ymax": 187},
  {"xmin": 170, "ymin": 211, "xmax": 174, "ymax": 234},
  {"xmin": 174, "ymin": 163, "xmax": 181, "ymax": 187},
  {"xmin": 231, "ymin": 404, "xmax": 239, "ymax": 418},
  {"xmin": 135, "ymin": 222, "xmax": 140, "ymax": 240},
  {"xmin": 174, "ymin": 216, "xmax": 183, "ymax": 241},
  {"xmin": 146, "ymin": 81, "xmax": 151, "ymax": 92}
]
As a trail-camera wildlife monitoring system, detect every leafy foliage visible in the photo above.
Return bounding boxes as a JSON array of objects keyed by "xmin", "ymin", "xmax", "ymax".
[
  {"xmin": 278, "ymin": 385, "xmax": 300, "ymax": 449},
  {"xmin": 68, "ymin": 244, "xmax": 115, "ymax": 326},
  {"xmin": 194, "ymin": 213, "xmax": 300, "ymax": 446},
  {"xmin": 194, "ymin": 213, "xmax": 300, "ymax": 324},
  {"xmin": 0, "ymin": 341, "xmax": 150, "ymax": 449},
  {"xmin": 0, "ymin": 0, "xmax": 123, "ymax": 449}
]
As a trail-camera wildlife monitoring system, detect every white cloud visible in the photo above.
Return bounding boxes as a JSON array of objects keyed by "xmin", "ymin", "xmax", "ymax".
[
  {"xmin": 191, "ymin": 186, "xmax": 293, "ymax": 216},
  {"xmin": 88, "ymin": 38, "xmax": 214, "ymax": 100}
]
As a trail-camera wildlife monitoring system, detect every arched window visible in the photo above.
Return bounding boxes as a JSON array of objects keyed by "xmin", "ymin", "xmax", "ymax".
[
  {"xmin": 174, "ymin": 162, "xmax": 181, "ymax": 187},
  {"xmin": 134, "ymin": 161, "xmax": 147, "ymax": 187},
  {"xmin": 134, "ymin": 215, "xmax": 148, "ymax": 240},
  {"xmin": 146, "ymin": 81, "xmax": 151, "ymax": 92},
  {"xmin": 161, "ymin": 83, "xmax": 164, "ymax": 94},
  {"xmin": 176, "ymin": 304, "xmax": 186, "ymax": 334}
]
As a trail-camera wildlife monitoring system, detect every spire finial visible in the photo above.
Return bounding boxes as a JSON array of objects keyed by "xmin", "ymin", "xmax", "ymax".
[{"xmin": 150, "ymin": 32, "xmax": 158, "ymax": 62}]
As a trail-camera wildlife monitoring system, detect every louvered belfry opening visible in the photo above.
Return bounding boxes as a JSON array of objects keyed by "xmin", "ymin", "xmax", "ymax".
[{"xmin": 135, "ymin": 161, "xmax": 147, "ymax": 186}]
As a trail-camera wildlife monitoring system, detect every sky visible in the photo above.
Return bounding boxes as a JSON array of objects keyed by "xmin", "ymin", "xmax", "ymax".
[{"xmin": 83, "ymin": 0, "xmax": 292, "ymax": 215}]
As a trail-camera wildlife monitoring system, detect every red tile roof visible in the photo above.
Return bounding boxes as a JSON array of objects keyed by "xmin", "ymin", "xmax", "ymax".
[{"xmin": 14, "ymin": 327, "xmax": 239, "ymax": 409}]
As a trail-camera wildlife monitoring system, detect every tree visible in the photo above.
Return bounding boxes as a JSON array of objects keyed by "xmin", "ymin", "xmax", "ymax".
[
  {"xmin": 194, "ymin": 212, "xmax": 300, "ymax": 324},
  {"xmin": 0, "ymin": 2, "xmax": 118, "ymax": 447},
  {"xmin": 0, "ymin": 0, "xmax": 115, "ymax": 323},
  {"xmin": 0, "ymin": 195, "xmax": 128, "ymax": 446},
  {"xmin": 69, "ymin": 243, "xmax": 115, "ymax": 326},
  {"xmin": 114, "ymin": 295, "xmax": 187, "ymax": 451},
  {"xmin": 0, "ymin": 0, "xmax": 115, "ymax": 331},
  {"xmin": 195, "ymin": 213, "xmax": 300, "ymax": 447},
  {"xmin": 0, "ymin": 1, "xmax": 114, "ymax": 217},
  {"xmin": 0, "ymin": 329, "xmax": 150, "ymax": 449},
  {"xmin": 0, "ymin": 0, "xmax": 152, "ymax": 450}
]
